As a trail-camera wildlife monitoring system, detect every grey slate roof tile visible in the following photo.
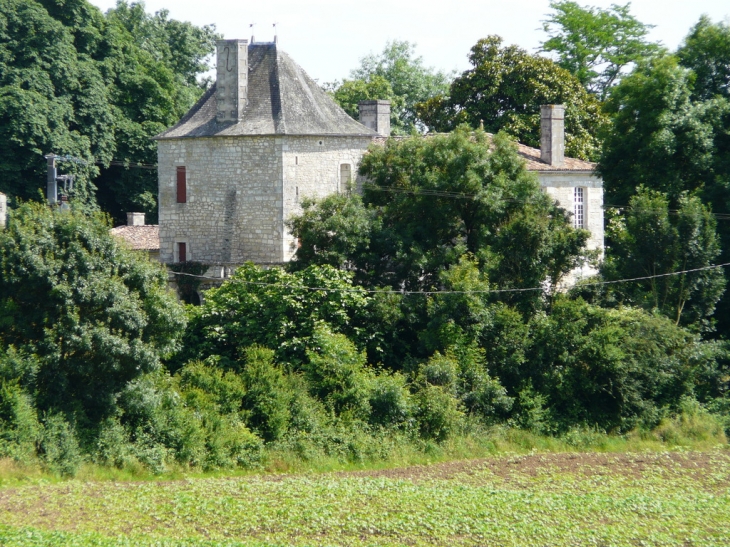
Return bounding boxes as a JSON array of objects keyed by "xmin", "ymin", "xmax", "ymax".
[{"xmin": 155, "ymin": 44, "xmax": 375, "ymax": 139}]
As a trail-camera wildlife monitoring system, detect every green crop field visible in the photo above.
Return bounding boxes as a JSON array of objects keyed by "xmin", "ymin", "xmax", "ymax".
[{"xmin": 1, "ymin": 450, "xmax": 729, "ymax": 547}]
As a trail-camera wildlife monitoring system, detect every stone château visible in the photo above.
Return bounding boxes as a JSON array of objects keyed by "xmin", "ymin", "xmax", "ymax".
[{"xmin": 151, "ymin": 39, "xmax": 603, "ymax": 280}]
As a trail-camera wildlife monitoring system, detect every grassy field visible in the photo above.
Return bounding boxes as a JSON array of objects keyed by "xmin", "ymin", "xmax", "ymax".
[{"xmin": 0, "ymin": 448, "xmax": 729, "ymax": 546}]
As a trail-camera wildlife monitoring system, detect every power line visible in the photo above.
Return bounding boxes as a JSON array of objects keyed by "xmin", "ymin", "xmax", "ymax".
[
  {"xmin": 96, "ymin": 160, "xmax": 158, "ymax": 170},
  {"xmin": 169, "ymin": 261, "xmax": 730, "ymax": 295}
]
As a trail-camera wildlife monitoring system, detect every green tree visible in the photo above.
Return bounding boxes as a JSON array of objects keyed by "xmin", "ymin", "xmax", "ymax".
[
  {"xmin": 0, "ymin": 0, "xmax": 217, "ymax": 221},
  {"xmin": 329, "ymin": 76, "xmax": 405, "ymax": 131},
  {"xmin": 290, "ymin": 128, "xmax": 590, "ymax": 314},
  {"xmin": 417, "ymin": 36, "xmax": 606, "ymax": 160},
  {"xmin": 526, "ymin": 297, "xmax": 720, "ymax": 431},
  {"xmin": 541, "ymin": 1, "xmax": 660, "ymax": 100},
  {"xmin": 677, "ymin": 16, "xmax": 730, "ymax": 101},
  {"xmin": 185, "ymin": 263, "xmax": 371, "ymax": 369},
  {"xmin": 331, "ymin": 40, "xmax": 451, "ymax": 133},
  {"xmin": 599, "ymin": 189, "xmax": 725, "ymax": 330},
  {"xmin": 0, "ymin": 0, "xmax": 113, "ymax": 207},
  {"xmin": 598, "ymin": 55, "xmax": 729, "ymax": 205},
  {"xmin": 0, "ymin": 202, "xmax": 186, "ymax": 422}
]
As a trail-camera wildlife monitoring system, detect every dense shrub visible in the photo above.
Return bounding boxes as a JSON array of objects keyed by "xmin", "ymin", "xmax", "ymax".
[{"xmin": 525, "ymin": 297, "xmax": 721, "ymax": 431}]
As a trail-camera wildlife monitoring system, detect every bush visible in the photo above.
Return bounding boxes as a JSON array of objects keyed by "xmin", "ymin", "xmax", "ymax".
[
  {"xmin": 368, "ymin": 371, "xmax": 413, "ymax": 428},
  {"xmin": 39, "ymin": 414, "xmax": 82, "ymax": 477},
  {"xmin": 239, "ymin": 346, "xmax": 292, "ymax": 442},
  {"xmin": 414, "ymin": 384, "xmax": 463, "ymax": 442},
  {"xmin": 0, "ymin": 381, "xmax": 41, "ymax": 462},
  {"xmin": 526, "ymin": 297, "xmax": 719, "ymax": 432},
  {"xmin": 305, "ymin": 327, "xmax": 373, "ymax": 420}
]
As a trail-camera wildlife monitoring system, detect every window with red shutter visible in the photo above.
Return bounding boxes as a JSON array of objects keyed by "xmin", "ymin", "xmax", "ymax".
[
  {"xmin": 176, "ymin": 167, "xmax": 187, "ymax": 203},
  {"xmin": 178, "ymin": 242, "xmax": 187, "ymax": 263}
]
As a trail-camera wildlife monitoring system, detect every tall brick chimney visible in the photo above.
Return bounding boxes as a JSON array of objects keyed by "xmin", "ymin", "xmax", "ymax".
[
  {"xmin": 216, "ymin": 39, "xmax": 249, "ymax": 123},
  {"xmin": 358, "ymin": 100, "xmax": 391, "ymax": 136},
  {"xmin": 540, "ymin": 105, "xmax": 565, "ymax": 167}
]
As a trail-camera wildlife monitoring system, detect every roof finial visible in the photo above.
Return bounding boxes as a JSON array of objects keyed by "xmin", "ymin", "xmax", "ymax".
[
  {"xmin": 249, "ymin": 22, "xmax": 255, "ymax": 43},
  {"xmin": 273, "ymin": 22, "xmax": 278, "ymax": 44}
]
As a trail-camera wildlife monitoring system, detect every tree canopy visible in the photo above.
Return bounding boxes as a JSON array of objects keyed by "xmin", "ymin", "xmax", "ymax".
[
  {"xmin": 416, "ymin": 36, "xmax": 606, "ymax": 160},
  {"xmin": 329, "ymin": 41, "xmax": 452, "ymax": 134},
  {"xmin": 0, "ymin": 0, "xmax": 217, "ymax": 221},
  {"xmin": 289, "ymin": 127, "xmax": 590, "ymax": 310},
  {"xmin": 540, "ymin": 0, "xmax": 660, "ymax": 100},
  {"xmin": 0, "ymin": 201, "xmax": 185, "ymax": 423}
]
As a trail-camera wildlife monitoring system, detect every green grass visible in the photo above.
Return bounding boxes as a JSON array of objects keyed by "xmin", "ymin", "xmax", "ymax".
[
  {"xmin": 1, "ymin": 448, "xmax": 729, "ymax": 546},
  {"xmin": 1, "ymin": 413, "xmax": 728, "ymax": 546}
]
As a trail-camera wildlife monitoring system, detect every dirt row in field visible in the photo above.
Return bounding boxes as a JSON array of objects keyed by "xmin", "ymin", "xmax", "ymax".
[{"xmin": 336, "ymin": 449, "xmax": 730, "ymax": 486}]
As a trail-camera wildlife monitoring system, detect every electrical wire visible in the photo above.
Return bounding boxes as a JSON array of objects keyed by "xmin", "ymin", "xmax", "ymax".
[{"xmin": 168, "ymin": 261, "xmax": 730, "ymax": 295}]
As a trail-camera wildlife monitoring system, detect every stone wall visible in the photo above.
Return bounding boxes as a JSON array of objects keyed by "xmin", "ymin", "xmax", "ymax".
[
  {"xmin": 538, "ymin": 171, "xmax": 604, "ymax": 282},
  {"xmin": 281, "ymin": 135, "xmax": 373, "ymax": 261},
  {"xmin": 158, "ymin": 136, "xmax": 284, "ymax": 264},
  {"xmin": 158, "ymin": 134, "xmax": 372, "ymax": 265}
]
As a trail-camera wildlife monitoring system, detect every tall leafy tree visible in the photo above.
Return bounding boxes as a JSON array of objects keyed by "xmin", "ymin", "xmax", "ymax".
[
  {"xmin": 600, "ymin": 189, "xmax": 725, "ymax": 330},
  {"xmin": 289, "ymin": 127, "xmax": 590, "ymax": 313},
  {"xmin": 0, "ymin": 0, "xmax": 113, "ymax": 207},
  {"xmin": 598, "ymin": 55, "xmax": 729, "ymax": 205},
  {"xmin": 540, "ymin": 1, "xmax": 660, "ymax": 100},
  {"xmin": 0, "ymin": 0, "xmax": 217, "ymax": 221},
  {"xmin": 0, "ymin": 202, "xmax": 186, "ymax": 422},
  {"xmin": 330, "ymin": 40, "xmax": 451, "ymax": 133},
  {"xmin": 416, "ymin": 36, "xmax": 606, "ymax": 160},
  {"xmin": 598, "ymin": 19, "xmax": 730, "ymax": 334},
  {"xmin": 677, "ymin": 16, "xmax": 730, "ymax": 101}
]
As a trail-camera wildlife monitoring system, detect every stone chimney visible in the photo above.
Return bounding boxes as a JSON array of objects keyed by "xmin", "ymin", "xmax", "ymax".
[
  {"xmin": 216, "ymin": 39, "xmax": 249, "ymax": 123},
  {"xmin": 359, "ymin": 100, "xmax": 391, "ymax": 136},
  {"xmin": 127, "ymin": 212, "xmax": 145, "ymax": 226},
  {"xmin": 540, "ymin": 105, "xmax": 565, "ymax": 167}
]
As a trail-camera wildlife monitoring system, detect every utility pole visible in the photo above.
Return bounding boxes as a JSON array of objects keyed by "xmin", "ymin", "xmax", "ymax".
[
  {"xmin": 44, "ymin": 154, "xmax": 80, "ymax": 207},
  {"xmin": 45, "ymin": 154, "xmax": 57, "ymax": 205}
]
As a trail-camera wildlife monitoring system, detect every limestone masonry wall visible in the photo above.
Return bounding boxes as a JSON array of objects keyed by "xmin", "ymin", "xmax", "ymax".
[
  {"xmin": 158, "ymin": 135, "xmax": 373, "ymax": 265},
  {"xmin": 158, "ymin": 136, "xmax": 284, "ymax": 264},
  {"xmin": 281, "ymin": 136, "xmax": 373, "ymax": 261}
]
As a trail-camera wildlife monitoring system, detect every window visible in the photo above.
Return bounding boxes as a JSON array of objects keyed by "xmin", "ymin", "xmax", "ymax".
[
  {"xmin": 177, "ymin": 242, "xmax": 187, "ymax": 263},
  {"xmin": 339, "ymin": 164, "xmax": 352, "ymax": 192},
  {"xmin": 574, "ymin": 187, "xmax": 585, "ymax": 228},
  {"xmin": 176, "ymin": 166, "xmax": 187, "ymax": 203}
]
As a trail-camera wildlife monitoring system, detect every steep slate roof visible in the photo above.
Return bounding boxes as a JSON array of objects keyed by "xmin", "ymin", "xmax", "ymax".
[
  {"xmin": 110, "ymin": 225, "xmax": 160, "ymax": 251},
  {"xmin": 155, "ymin": 43, "xmax": 376, "ymax": 139}
]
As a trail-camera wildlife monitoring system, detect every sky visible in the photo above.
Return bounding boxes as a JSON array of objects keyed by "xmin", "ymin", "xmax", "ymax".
[{"xmin": 87, "ymin": 0, "xmax": 730, "ymax": 84}]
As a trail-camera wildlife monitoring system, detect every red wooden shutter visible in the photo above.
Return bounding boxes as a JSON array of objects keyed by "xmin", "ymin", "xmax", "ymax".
[
  {"xmin": 176, "ymin": 167, "xmax": 187, "ymax": 203},
  {"xmin": 178, "ymin": 242, "xmax": 187, "ymax": 263}
]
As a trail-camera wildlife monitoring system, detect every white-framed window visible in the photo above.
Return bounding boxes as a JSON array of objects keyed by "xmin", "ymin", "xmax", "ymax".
[
  {"xmin": 339, "ymin": 163, "xmax": 352, "ymax": 192},
  {"xmin": 574, "ymin": 187, "xmax": 585, "ymax": 229}
]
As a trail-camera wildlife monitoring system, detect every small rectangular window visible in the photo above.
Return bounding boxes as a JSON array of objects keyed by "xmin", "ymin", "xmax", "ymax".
[
  {"xmin": 339, "ymin": 164, "xmax": 352, "ymax": 192},
  {"xmin": 178, "ymin": 242, "xmax": 187, "ymax": 263},
  {"xmin": 176, "ymin": 166, "xmax": 187, "ymax": 203},
  {"xmin": 574, "ymin": 187, "xmax": 585, "ymax": 229}
]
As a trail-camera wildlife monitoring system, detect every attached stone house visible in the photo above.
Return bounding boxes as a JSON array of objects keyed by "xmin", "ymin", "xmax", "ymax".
[{"xmin": 152, "ymin": 39, "xmax": 603, "ymax": 282}]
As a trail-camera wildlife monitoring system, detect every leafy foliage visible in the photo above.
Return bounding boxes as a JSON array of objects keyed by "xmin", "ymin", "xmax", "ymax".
[
  {"xmin": 417, "ymin": 36, "xmax": 606, "ymax": 160},
  {"xmin": 541, "ymin": 0, "xmax": 660, "ymax": 99},
  {"xmin": 597, "ymin": 189, "xmax": 725, "ymax": 330},
  {"xmin": 185, "ymin": 263, "xmax": 370, "ymax": 369},
  {"xmin": 0, "ymin": 0, "xmax": 217, "ymax": 221},
  {"xmin": 329, "ymin": 40, "xmax": 451, "ymax": 134},
  {"xmin": 677, "ymin": 16, "xmax": 730, "ymax": 101},
  {"xmin": 0, "ymin": 202, "xmax": 185, "ymax": 422},
  {"xmin": 292, "ymin": 128, "xmax": 590, "ymax": 312}
]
